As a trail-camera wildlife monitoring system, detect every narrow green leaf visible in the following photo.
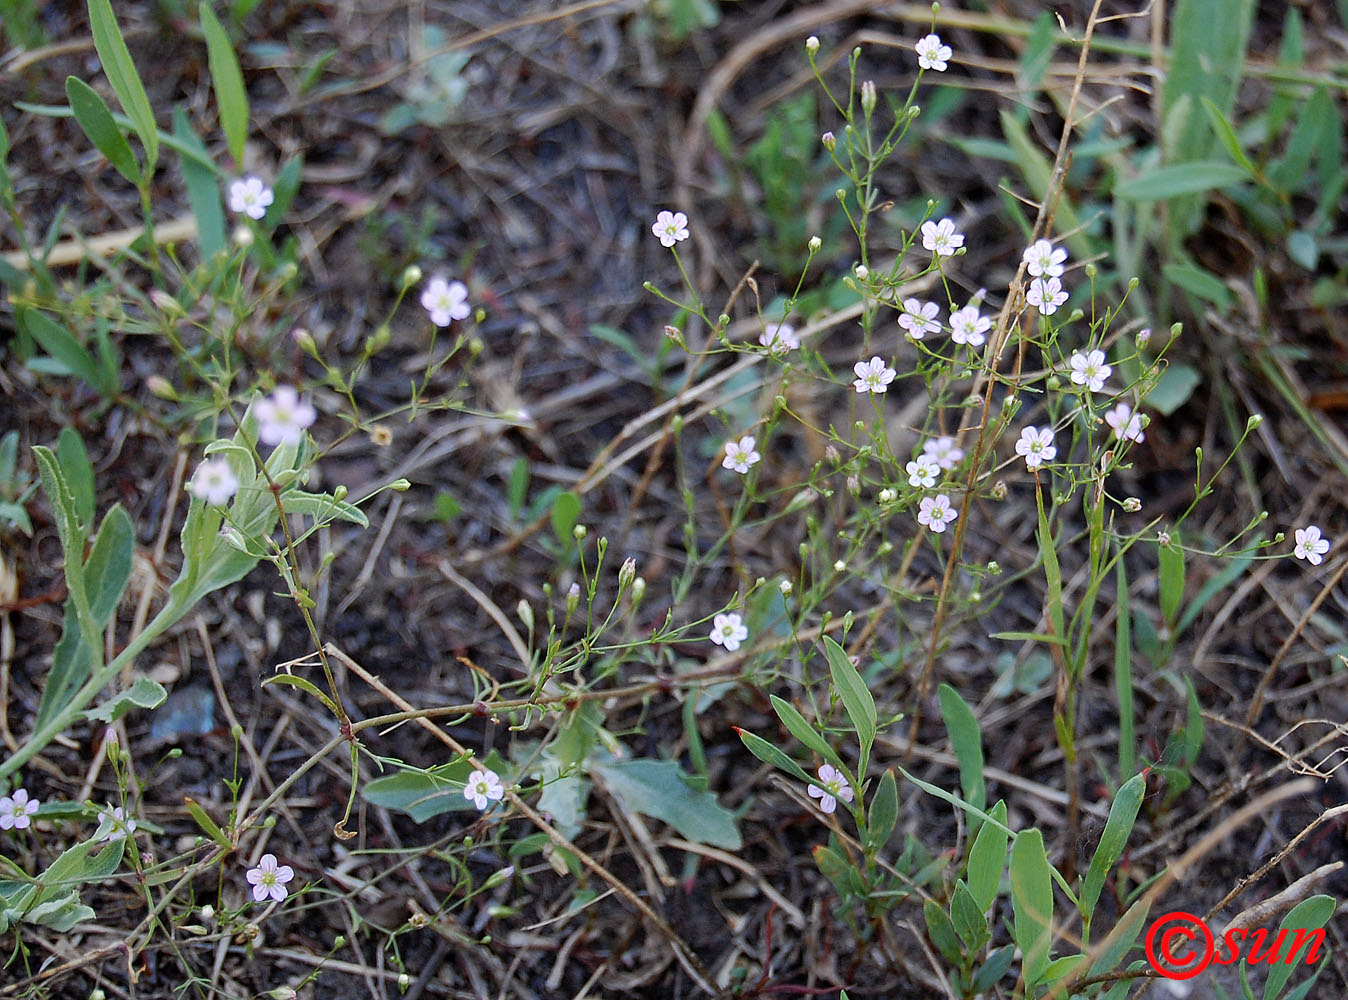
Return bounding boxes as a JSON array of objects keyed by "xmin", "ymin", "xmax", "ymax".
[
  {"xmin": 1265, "ymin": 8, "xmax": 1303, "ymax": 138},
  {"xmin": 508, "ymin": 456, "xmax": 528, "ymax": 521},
  {"xmin": 972, "ymin": 946, "xmax": 1017, "ymax": 993},
  {"xmin": 1087, "ymin": 898, "xmax": 1151, "ymax": 976},
  {"xmin": 1158, "ymin": 531, "xmax": 1185, "ymax": 626},
  {"xmin": 550, "ymin": 490, "xmax": 580, "ymax": 545},
  {"xmin": 967, "ymin": 799, "xmax": 1009, "ymax": 912},
  {"xmin": 1181, "ymin": 678, "xmax": 1204, "ymax": 770},
  {"xmin": 198, "ymin": 3, "xmax": 248, "ymax": 166},
  {"xmin": 990, "ymin": 630, "xmax": 1067, "ymax": 646},
  {"xmin": 87, "ymin": 0, "xmax": 158, "ymax": 169},
  {"xmin": 1115, "ymin": 161, "xmax": 1250, "ymax": 200},
  {"xmin": 1200, "ymin": 97, "xmax": 1257, "ymax": 177},
  {"xmin": 866, "ymin": 769, "xmax": 898, "ymax": 851},
  {"xmin": 262, "ymin": 673, "xmax": 340, "ymax": 718},
  {"xmin": 184, "ymin": 796, "xmax": 234, "ymax": 850},
  {"xmin": 1260, "ymin": 895, "xmax": 1334, "ymax": 1000},
  {"xmin": 1010, "ymin": 829, "xmax": 1055, "ymax": 987},
  {"xmin": 938, "ymin": 684, "xmax": 986, "ymax": 812},
  {"xmin": 265, "ymin": 153, "xmax": 303, "ymax": 225},
  {"xmin": 898, "ymin": 767, "xmax": 1016, "ymax": 839},
  {"xmin": 280, "ymin": 490, "xmax": 369, "ymax": 527},
  {"xmin": 1036, "ymin": 491, "xmax": 1064, "ymax": 648},
  {"xmin": 55, "ymin": 428, "xmax": 95, "ymax": 529},
  {"xmin": 65, "ymin": 77, "xmax": 140, "ymax": 185},
  {"xmin": 734, "ymin": 726, "xmax": 815, "ymax": 787},
  {"xmin": 1268, "ymin": 88, "xmax": 1334, "ymax": 193},
  {"xmin": 768, "ymin": 695, "xmax": 838, "ymax": 768},
  {"xmin": 172, "ymin": 107, "xmax": 226, "ymax": 262},
  {"xmin": 823, "ymin": 636, "xmax": 876, "ymax": 766},
  {"xmin": 23, "ymin": 309, "xmax": 111, "ymax": 394},
  {"xmin": 1080, "ymin": 772, "xmax": 1146, "ymax": 923}
]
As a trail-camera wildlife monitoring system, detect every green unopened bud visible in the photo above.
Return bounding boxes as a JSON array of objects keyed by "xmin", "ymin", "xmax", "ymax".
[
  {"xmin": 333, "ymin": 484, "xmax": 348, "ymax": 502},
  {"xmin": 483, "ymin": 866, "xmax": 515, "ymax": 890},
  {"xmin": 401, "ymin": 264, "xmax": 423, "ymax": 290},
  {"xmin": 517, "ymin": 600, "xmax": 533, "ymax": 631},
  {"xmin": 854, "ymin": 264, "xmax": 869, "ymax": 281},
  {"xmin": 232, "ymin": 224, "xmax": 254, "ymax": 248},
  {"xmin": 572, "ymin": 524, "xmax": 587, "ymax": 540},
  {"xmin": 365, "ymin": 325, "xmax": 391, "ymax": 354},
  {"xmin": 986, "ymin": 560, "xmax": 1001, "ymax": 575},
  {"xmin": 877, "ymin": 540, "xmax": 893, "ymax": 555},
  {"xmin": 1247, "ymin": 413, "xmax": 1263, "ymax": 430},
  {"xmin": 398, "ymin": 974, "xmax": 410, "ymax": 994},
  {"xmin": 618, "ymin": 557, "xmax": 637, "ymax": 591},
  {"xmin": 332, "ymin": 935, "xmax": 346, "ymax": 950},
  {"xmin": 631, "ymin": 577, "xmax": 646, "ymax": 602},
  {"xmin": 779, "ymin": 579, "xmax": 792, "ymax": 596},
  {"xmin": 1136, "ymin": 327, "xmax": 1151, "ymax": 349},
  {"xmin": 821, "ymin": 131, "xmax": 836, "ymax": 153},
  {"xmin": 808, "ymin": 235, "xmax": 822, "ymax": 252},
  {"xmin": 805, "ymin": 35, "xmax": 819, "ymax": 55},
  {"xmin": 292, "ymin": 327, "xmax": 317, "ymax": 354},
  {"xmin": 391, "ymin": 478, "xmax": 411, "ymax": 492},
  {"xmin": 270, "ymin": 988, "xmax": 296, "ymax": 1000},
  {"xmin": 1085, "ymin": 262, "xmax": 1097, "ymax": 279}
]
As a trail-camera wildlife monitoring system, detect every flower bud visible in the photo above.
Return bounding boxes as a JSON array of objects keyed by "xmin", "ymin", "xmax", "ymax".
[
  {"xmin": 572, "ymin": 524, "xmax": 587, "ymax": 540},
  {"xmin": 808, "ymin": 235, "xmax": 822, "ymax": 252},
  {"xmin": 854, "ymin": 264, "xmax": 869, "ymax": 281},
  {"xmin": 1157, "ymin": 530, "xmax": 1172, "ymax": 547},
  {"xmin": 618, "ymin": 557, "xmax": 637, "ymax": 591},
  {"xmin": 877, "ymin": 488, "xmax": 896, "ymax": 504},
  {"xmin": 145, "ymin": 375, "xmax": 177, "ymax": 400},
  {"xmin": 232, "ymin": 224, "xmax": 254, "ymax": 248},
  {"xmin": 821, "ymin": 131, "xmax": 836, "ymax": 152},
  {"xmin": 398, "ymin": 974, "xmax": 410, "ymax": 993},
  {"xmin": 1122, "ymin": 497, "xmax": 1142, "ymax": 512},
  {"xmin": 566, "ymin": 582, "xmax": 580, "ymax": 615},
  {"xmin": 150, "ymin": 288, "xmax": 182, "ymax": 316},
  {"xmin": 401, "ymin": 264, "xmax": 423, "ymax": 289},
  {"xmin": 1136, "ymin": 327, "xmax": 1151, "ymax": 349},
  {"xmin": 631, "ymin": 577, "xmax": 646, "ymax": 602},
  {"xmin": 292, "ymin": 327, "xmax": 317, "ymax": 353},
  {"xmin": 990, "ymin": 480, "xmax": 1007, "ymax": 501},
  {"xmin": 860, "ymin": 80, "xmax": 877, "ymax": 116},
  {"xmin": 778, "ymin": 579, "xmax": 792, "ymax": 596},
  {"xmin": 833, "ymin": 559, "xmax": 847, "ymax": 572},
  {"xmin": 805, "ymin": 35, "xmax": 819, "ymax": 55},
  {"xmin": 846, "ymin": 475, "xmax": 860, "ymax": 495},
  {"xmin": 986, "ymin": 560, "xmax": 1001, "ymax": 575}
]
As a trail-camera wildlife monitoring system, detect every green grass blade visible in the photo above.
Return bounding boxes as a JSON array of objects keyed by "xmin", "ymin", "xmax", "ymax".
[
  {"xmin": 1114, "ymin": 556, "xmax": 1135, "ymax": 781},
  {"xmin": 87, "ymin": 0, "xmax": 158, "ymax": 170}
]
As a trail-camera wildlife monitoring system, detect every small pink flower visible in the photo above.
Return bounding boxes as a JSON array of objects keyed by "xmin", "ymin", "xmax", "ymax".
[
  {"xmin": 246, "ymin": 853, "xmax": 295, "ymax": 903},
  {"xmin": 0, "ymin": 788, "xmax": 40, "ymax": 831},
  {"xmin": 807, "ymin": 764, "xmax": 854, "ymax": 815}
]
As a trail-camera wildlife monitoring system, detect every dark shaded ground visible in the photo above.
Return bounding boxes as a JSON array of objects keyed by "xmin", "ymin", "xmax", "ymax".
[{"xmin": 2, "ymin": 1, "xmax": 1348, "ymax": 998}]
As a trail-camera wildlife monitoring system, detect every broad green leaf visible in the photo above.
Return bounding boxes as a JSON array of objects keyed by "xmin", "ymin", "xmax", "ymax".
[
  {"xmin": 1080, "ymin": 772, "xmax": 1146, "ymax": 923},
  {"xmin": 967, "ymin": 799, "xmax": 1009, "ymax": 912},
  {"xmin": 83, "ymin": 676, "xmax": 167, "ymax": 724},
  {"xmin": 199, "ymin": 3, "xmax": 248, "ymax": 166},
  {"xmin": 87, "ymin": 0, "xmax": 158, "ymax": 169},
  {"xmin": 1115, "ymin": 161, "xmax": 1250, "ymax": 201},
  {"xmin": 938, "ymin": 684, "xmax": 985, "ymax": 813},
  {"xmin": 550, "ymin": 490, "xmax": 580, "ymax": 545},
  {"xmin": 172, "ymin": 108, "xmax": 226, "ymax": 261},
  {"xmin": 65, "ymin": 76, "xmax": 140, "ymax": 184},
  {"xmin": 1010, "ymin": 829, "xmax": 1055, "ymax": 987},
  {"xmin": 951, "ymin": 880, "xmax": 991, "ymax": 952},
  {"xmin": 1260, "ymin": 895, "xmax": 1334, "ymax": 1000},
  {"xmin": 734, "ymin": 726, "xmax": 815, "ymax": 786},
  {"xmin": 591, "ymin": 756, "xmax": 740, "ymax": 849},
  {"xmin": 924, "ymin": 899, "xmax": 962, "ymax": 965},
  {"xmin": 55, "ymin": 427, "xmax": 95, "ymax": 529},
  {"xmin": 536, "ymin": 771, "xmax": 589, "ymax": 841},
  {"xmin": 769, "ymin": 694, "xmax": 838, "ymax": 767},
  {"xmin": 823, "ymin": 636, "xmax": 875, "ymax": 766},
  {"xmin": 24, "ymin": 892, "xmax": 95, "ymax": 931},
  {"xmin": 1162, "ymin": 262, "xmax": 1233, "ymax": 310},
  {"xmin": 362, "ymin": 760, "xmax": 476, "ymax": 822},
  {"xmin": 1288, "ymin": 232, "xmax": 1318, "ymax": 271},
  {"xmin": 1158, "ymin": 530, "xmax": 1185, "ymax": 626},
  {"xmin": 1041, "ymin": 954, "xmax": 1086, "ymax": 983},
  {"xmin": 280, "ymin": 490, "xmax": 369, "ymax": 527},
  {"xmin": 1145, "ymin": 361, "xmax": 1202, "ymax": 416},
  {"xmin": 866, "ymin": 769, "xmax": 898, "ymax": 851},
  {"xmin": 23, "ymin": 308, "xmax": 112, "ymax": 395}
]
